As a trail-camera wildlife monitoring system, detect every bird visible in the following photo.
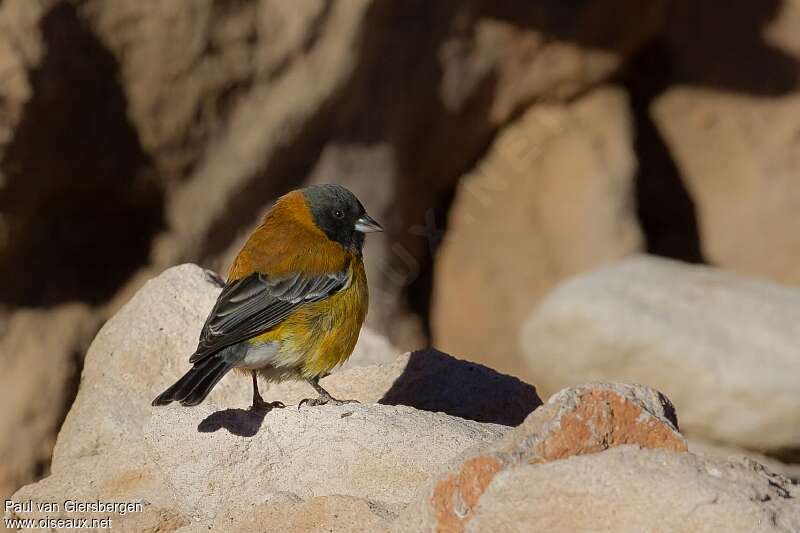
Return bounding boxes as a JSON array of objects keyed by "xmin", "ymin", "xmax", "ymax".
[{"xmin": 152, "ymin": 184, "xmax": 383, "ymax": 411}]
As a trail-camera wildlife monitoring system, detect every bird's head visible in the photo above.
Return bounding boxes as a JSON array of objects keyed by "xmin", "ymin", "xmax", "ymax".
[{"xmin": 302, "ymin": 184, "xmax": 383, "ymax": 253}]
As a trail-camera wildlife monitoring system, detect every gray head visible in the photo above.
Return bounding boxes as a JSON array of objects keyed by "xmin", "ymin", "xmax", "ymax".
[{"xmin": 302, "ymin": 184, "xmax": 383, "ymax": 252}]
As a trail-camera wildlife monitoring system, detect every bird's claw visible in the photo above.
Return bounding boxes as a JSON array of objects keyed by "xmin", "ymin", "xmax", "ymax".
[
  {"xmin": 251, "ymin": 399, "xmax": 285, "ymax": 413},
  {"xmin": 298, "ymin": 397, "xmax": 359, "ymax": 409},
  {"xmin": 330, "ymin": 399, "xmax": 360, "ymax": 406}
]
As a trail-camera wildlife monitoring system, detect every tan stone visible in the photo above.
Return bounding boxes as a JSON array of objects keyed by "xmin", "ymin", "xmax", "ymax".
[
  {"xmin": 438, "ymin": 2, "xmax": 664, "ymax": 124},
  {"xmin": 654, "ymin": 89, "xmax": 800, "ymax": 285},
  {"xmin": 433, "ymin": 86, "xmax": 642, "ymax": 377},
  {"xmin": 0, "ymin": 0, "xmax": 664, "ymax": 359},
  {"xmin": 428, "ymin": 456, "xmax": 505, "ymax": 533}
]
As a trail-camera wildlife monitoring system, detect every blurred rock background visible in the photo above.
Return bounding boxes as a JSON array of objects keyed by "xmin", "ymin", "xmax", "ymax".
[{"xmin": 1, "ymin": 0, "xmax": 799, "ymax": 504}]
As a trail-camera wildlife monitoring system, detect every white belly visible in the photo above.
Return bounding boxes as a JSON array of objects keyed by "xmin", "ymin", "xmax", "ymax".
[{"xmin": 239, "ymin": 341, "xmax": 280, "ymax": 369}]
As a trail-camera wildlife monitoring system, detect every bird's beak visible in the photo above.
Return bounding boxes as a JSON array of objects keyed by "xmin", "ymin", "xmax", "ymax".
[{"xmin": 355, "ymin": 213, "xmax": 384, "ymax": 233}]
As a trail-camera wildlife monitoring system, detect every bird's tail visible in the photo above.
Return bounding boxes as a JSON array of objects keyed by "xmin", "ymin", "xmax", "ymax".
[{"xmin": 151, "ymin": 356, "xmax": 234, "ymax": 407}]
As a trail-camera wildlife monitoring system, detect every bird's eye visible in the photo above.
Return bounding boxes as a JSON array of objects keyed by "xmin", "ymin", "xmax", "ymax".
[{"xmin": 333, "ymin": 209, "xmax": 345, "ymax": 219}]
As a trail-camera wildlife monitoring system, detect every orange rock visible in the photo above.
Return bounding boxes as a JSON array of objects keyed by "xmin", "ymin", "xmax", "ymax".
[
  {"xmin": 401, "ymin": 382, "xmax": 686, "ymax": 533},
  {"xmin": 431, "ymin": 457, "xmax": 504, "ymax": 533}
]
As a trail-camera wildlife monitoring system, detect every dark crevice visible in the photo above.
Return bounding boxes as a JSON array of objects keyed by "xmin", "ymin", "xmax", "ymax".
[
  {"xmin": 766, "ymin": 448, "xmax": 800, "ymax": 468},
  {"xmin": 404, "ymin": 188, "xmax": 457, "ymax": 341},
  {"xmin": 0, "ymin": 3, "xmax": 164, "ymax": 307},
  {"xmin": 616, "ymin": 1, "xmax": 798, "ymax": 263},
  {"xmin": 331, "ymin": 0, "xmax": 502, "ymax": 340},
  {"xmin": 619, "ymin": 42, "xmax": 705, "ymax": 264},
  {"xmin": 664, "ymin": 0, "xmax": 798, "ymax": 96}
]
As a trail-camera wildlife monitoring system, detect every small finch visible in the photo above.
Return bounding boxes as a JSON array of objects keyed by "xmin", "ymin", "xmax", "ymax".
[{"xmin": 152, "ymin": 184, "xmax": 383, "ymax": 410}]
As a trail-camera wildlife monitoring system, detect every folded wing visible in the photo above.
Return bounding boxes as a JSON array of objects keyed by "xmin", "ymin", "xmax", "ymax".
[{"xmin": 189, "ymin": 264, "xmax": 351, "ymax": 364}]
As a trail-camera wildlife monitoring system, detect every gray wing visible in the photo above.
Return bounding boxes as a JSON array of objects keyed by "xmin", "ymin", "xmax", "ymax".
[{"xmin": 189, "ymin": 267, "xmax": 350, "ymax": 364}]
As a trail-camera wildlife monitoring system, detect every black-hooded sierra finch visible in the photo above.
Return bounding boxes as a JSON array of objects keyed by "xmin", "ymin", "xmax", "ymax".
[{"xmin": 152, "ymin": 184, "xmax": 383, "ymax": 410}]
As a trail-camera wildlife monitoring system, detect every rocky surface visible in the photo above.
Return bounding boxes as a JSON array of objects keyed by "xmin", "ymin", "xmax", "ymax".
[
  {"xmin": 198, "ymin": 495, "xmax": 394, "ymax": 533},
  {"xmin": 9, "ymin": 264, "xmax": 800, "ymax": 532},
  {"xmin": 4, "ymin": 0, "xmax": 800, "ymax": 526},
  {"xmin": 432, "ymin": 87, "xmax": 642, "ymax": 377},
  {"xmin": 150, "ymin": 404, "xmax": 504, "ymax": 514},
  {"xmin": 521, "ymin": 255, "xmax": 800, "ymax": 452}
]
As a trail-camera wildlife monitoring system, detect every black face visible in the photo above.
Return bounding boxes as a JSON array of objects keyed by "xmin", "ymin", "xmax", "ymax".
[{"xmin": 303, "ymin": 184, "xmax": 381, "ymax": 253}]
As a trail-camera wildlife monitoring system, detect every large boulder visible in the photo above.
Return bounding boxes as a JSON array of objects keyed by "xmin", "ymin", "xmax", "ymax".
[
  {"xmin": 8, "ymin": 264, "xmax": 796, "ymax": 532},
  {"xmin": 432, "ymin": 86, "xmax": 643, "ymax": 378},
  {"xmin": 520, "ymin": 255, "xmax": 800, "ymax": 452}
]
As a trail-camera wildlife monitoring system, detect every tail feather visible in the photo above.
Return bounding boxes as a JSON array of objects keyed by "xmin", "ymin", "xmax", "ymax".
[
  {"xmin": 181, "ymin": 359, "xmax": 233, "ymax": 406},
  {"xmin": 152, "ymin": 357, "xmax": 234, "ymax": 407}
]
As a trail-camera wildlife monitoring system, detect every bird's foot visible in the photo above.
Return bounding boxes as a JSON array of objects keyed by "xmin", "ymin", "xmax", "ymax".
[
  {"xmin": 251, "ymin": 398, "xmax": 286, "ymax": 413},
  {"xmin": 298, "ymin": 394, "xmax": 359, "ymax": 409}
]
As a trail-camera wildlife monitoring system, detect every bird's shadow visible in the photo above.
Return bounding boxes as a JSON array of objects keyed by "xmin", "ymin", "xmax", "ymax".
[{"xmin": 197, "ymin": 407, "xmax": 269, "ymax": 437}]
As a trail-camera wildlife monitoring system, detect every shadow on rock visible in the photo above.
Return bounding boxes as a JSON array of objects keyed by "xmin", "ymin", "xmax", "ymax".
[
  {"xmin": 197, "ymin": 408, "xmax": 267, "ymax": 437},
  {"xmin": 379, "ymin": 349, "xmax": 542, "ymax": 426}
]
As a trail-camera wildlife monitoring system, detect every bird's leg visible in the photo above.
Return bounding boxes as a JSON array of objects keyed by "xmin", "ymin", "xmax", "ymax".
[
  {"xmin": 298, "ymin": 376, "xmax": 359, "ymax": 408},
  {"xmin": 250, "ymin": 371, "xmax": 285, "ymax": 412}
]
